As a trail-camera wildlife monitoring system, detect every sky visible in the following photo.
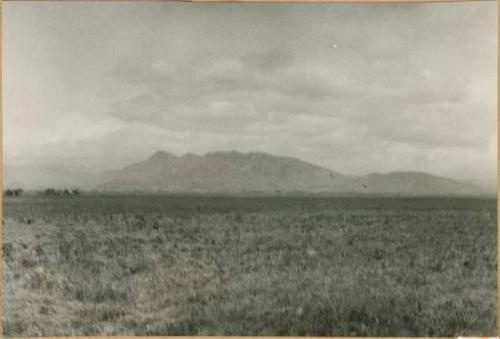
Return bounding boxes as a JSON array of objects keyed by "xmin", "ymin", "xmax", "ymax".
[{"xmin": 4, "ymin": 1, "xmax": 497, "ymax": 183}]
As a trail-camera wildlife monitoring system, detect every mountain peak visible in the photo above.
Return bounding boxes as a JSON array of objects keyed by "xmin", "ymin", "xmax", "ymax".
[
  {"xmin": 148, "ymin": 150, "xmax": 177, "ymax": 161},
  {"xmin": 122, "ymin": 150, "xmax": 177, "ymax": 172}
]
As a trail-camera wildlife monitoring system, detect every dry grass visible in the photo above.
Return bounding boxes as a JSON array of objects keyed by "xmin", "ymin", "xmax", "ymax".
[{"xmin": 3, "ymin": 195, "xmax": 496, "ymax": 336}]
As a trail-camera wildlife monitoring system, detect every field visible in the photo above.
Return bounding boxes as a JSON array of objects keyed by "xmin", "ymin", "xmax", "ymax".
[{"xmin": 2, "ymin": 195, "xmax": 497, "ymax": 336}]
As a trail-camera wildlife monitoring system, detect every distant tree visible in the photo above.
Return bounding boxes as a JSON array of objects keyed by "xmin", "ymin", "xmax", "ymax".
[
  {"xmin": 4, "ymin": 188, "xmax": 23, "ymax": 197},
  {"xmin": 63, "ymin": 189, "xmax": 70, "ymax": 196},
  {"xmin": 71, "ymin": 189, "xmax": 80, "ymax": 196}
]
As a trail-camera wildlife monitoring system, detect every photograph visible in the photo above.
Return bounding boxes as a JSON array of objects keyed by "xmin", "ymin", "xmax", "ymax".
[{"xmin": 2, "ymin": 1, "xmax": 497, "ymax": 337}]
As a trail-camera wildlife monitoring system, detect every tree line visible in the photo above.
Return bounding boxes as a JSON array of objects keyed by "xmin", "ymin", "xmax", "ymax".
[{"xmin": 3, "ymin": 188, "xmax": 81, "ymax": 197}]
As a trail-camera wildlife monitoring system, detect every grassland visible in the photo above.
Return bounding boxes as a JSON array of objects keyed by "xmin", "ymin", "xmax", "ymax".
[{"xmin": 2, "ymin": 195, "xmax": 497, "ymax": 336}]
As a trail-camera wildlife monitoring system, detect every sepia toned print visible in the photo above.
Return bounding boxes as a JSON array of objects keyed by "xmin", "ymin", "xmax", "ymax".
[{"xmin": 2, "ymin": 1, "xmax": 497, "ymax": 337}]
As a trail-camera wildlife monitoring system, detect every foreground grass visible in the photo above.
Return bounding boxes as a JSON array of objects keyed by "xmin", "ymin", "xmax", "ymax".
[{"xmin": 3, "ymin": 195, "xmax": 496, "ymax": 336}]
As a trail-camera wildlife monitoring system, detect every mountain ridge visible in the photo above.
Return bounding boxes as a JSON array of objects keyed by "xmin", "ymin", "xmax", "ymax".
[{"xmin": 99, "ymin": 150, "xmax": 487, "ymax": 196}]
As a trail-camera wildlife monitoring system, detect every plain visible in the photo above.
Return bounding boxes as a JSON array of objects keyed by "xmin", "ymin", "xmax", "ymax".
[{"xmin": 2, "ymin": 195, "xmax": 497, "ymax": 336}]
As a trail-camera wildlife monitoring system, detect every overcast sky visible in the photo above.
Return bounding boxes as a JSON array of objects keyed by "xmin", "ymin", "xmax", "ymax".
[{"xmin": 4, "ymin": 1, "xmax": 497, "ymax": 182}]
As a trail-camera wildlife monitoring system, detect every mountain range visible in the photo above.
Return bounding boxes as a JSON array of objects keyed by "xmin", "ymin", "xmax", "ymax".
[
  {"xmin": 4, "ymin": 150, "xmax": 493, "ymax": 196},
  {"xmin": 100, "ymin": 150, "xmax": 487, "ymax": 196}
]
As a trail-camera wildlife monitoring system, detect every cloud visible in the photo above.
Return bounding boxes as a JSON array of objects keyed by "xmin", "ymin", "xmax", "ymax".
[
  {"xmin": 244, "ymin": 48, "xmax": 295, "ymax": 73},
  {"xmin": 4, "ymin": 1, "xmax": 496, "ymax": 183}
]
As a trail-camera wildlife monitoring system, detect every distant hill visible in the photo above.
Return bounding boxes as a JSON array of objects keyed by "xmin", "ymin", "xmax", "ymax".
[
  {"xmin": 99, "ymin": 150, "xmax": 486, "ymax": 196},
  {"xmin": 357, "ymin": 172, "xmax": 484, "ymax": 196}
]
